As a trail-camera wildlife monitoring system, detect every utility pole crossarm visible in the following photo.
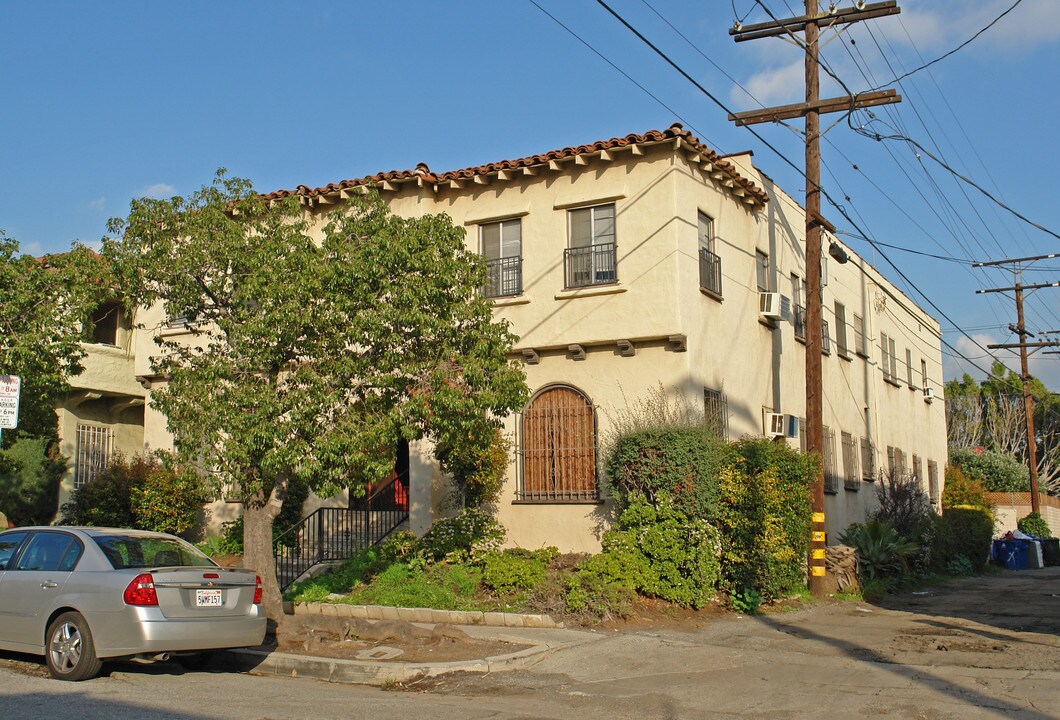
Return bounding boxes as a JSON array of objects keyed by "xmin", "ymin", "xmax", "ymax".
[
  {"xmin": 986, "ymin": 341, "xmax": 1060, "ymax": 350},
  {"xmin": 977, "ymin": 282, "xmax": 1060, "ymax": 294},
  {"xmin": 729, "ymin": 90, "xmax": 901, "ymax": 126},
  {"xmin": 729, "ymin": 1, "xmax": 899, "ymax": 41},
  {"xmin": 973, "ymin": 252, "xmax": 1060, "ymax": 267}
]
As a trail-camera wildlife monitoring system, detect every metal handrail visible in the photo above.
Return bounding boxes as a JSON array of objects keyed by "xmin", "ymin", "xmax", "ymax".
[
  {"xmin": 564, "ymin": 243, "xmax": 617, "ymax": 288},
  {"xmin": 484, "ymin": 256, "xmax": 522, "ymax": 297},
  {"xmin": 699, "ymin": 248, "xmax": 722, "ymax": 296},
  {"xmin": 273, "ymin": 472, "xmax": 409, "ymax": 591}
]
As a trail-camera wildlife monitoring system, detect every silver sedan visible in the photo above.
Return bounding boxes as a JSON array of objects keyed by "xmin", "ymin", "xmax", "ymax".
[{"xmin": 0, "ymin": 526, "xmax": 266, "ymax": 680}]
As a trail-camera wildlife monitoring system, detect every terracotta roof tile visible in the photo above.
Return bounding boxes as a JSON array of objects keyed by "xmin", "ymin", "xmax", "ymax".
[{"xmin": 261, "ymin": 124, "xmax": 768, "ymax": 206}]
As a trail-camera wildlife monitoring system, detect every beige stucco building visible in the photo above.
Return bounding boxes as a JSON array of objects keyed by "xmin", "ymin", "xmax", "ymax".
[{"xmin": 56, "ymin": 124, "xmax": 947, "ymax": 550}]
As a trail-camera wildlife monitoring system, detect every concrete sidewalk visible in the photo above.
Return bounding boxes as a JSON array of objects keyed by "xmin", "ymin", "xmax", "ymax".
[{"xmin": 224, "ymin": 609, "xmax": 603, "ymax": 685}]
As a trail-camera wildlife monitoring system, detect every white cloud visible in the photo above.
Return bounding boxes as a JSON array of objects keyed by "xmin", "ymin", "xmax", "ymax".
[
  {"xmin": 732, "ymin": 60, "xmax": 805, "ymax": 106},
  {"xmin": 87, "ymin": 196, "xmax": 105, "ymax": 211},
  {"xmin": 139, "ymin": 183, "xmax": 176, "ymax": 199}
]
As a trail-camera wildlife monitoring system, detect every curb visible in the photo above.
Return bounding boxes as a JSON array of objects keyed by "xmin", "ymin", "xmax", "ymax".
[
  {"xmin": 292, "ymin": 602, "xmax": 563, "ymax": 628},
  {"xmin": 224, "ymin": 638, "xmax": 551, "ymax": 685}
]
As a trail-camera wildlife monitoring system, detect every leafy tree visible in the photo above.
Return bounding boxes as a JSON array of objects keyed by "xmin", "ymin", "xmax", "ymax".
[
  {"xmin": 103, "ymin": 173, "xmax": 528, "ymax": 618},
  {"xmin": 945, "ymin": 362, "xmax": 1060, "ymax": 494},
  {"xmin": 0, "ymin": 231, "xmax": 113, "ymax": 442},
  {"xmin": 0, "ymin": 435, "xmax": 66, "ymax": 525}
]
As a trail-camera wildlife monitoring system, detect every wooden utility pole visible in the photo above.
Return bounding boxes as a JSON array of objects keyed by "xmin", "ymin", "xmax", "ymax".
[
  {"xmin": 729, "ymin": 1, "xmax": 901, "ymax": 596},
  {"xmin": 975, "ymin": 253, "xmax": 1060, "ymax": 515}
]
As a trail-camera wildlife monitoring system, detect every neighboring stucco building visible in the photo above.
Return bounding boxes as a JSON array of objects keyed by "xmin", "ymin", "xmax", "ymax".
[
  {"xmin": 55, "ymin": 301, "xmax": 146, "ymax": 510},
  {"xmin": 59, "ymin": 124, "xmax": 948, "ymax": 549}
]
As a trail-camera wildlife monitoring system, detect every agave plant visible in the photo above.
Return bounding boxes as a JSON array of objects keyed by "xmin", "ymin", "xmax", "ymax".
[{"xmin": 838, "ymin": 520, "xmax": 920, "ymax": 582}]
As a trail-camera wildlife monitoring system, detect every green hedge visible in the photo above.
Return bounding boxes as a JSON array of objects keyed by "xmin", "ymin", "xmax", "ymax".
[
  {"xmin": 606, "ymin": 426, "xmax": 730, "ymax": 521},
  {"xmin": 0, "ymin": 436, "xmax": 64, "ymax": 526},
  {"xmin": 950, "ymin": 448, "xmax": 1029, "ymax": 492},
  {"xmin": 936, "ymin": 506, "xmax": 994, "ymax": 571},
  {"xmin": 717, "ymin": 439, "xmax": 816, "ymax": 601}
]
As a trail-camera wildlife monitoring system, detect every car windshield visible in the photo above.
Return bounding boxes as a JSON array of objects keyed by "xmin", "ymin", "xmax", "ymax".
[{"xmin": 92, "ymin": 534, "xmax": 216, "ymax": 569}]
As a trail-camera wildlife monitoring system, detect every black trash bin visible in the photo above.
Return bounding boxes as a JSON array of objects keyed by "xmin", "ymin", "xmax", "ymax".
[{"xmin": 1042, "ymin": 538, "xmax": 1060, "ymax": 567}]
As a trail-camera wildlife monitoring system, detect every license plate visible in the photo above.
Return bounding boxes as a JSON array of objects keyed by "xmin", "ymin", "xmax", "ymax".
[{"xmin": 195, "ymin": 589, "xmax": 223, "ymax": 607}]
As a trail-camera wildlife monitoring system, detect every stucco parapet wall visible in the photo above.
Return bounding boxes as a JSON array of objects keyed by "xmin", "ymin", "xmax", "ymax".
[
  {"xmin": 294, "ymin": 602, "xmax": 563, "ymax": 628},
  {"xmin": 69, "ymin": 343, "xmax": 146, "ymax": 397}
]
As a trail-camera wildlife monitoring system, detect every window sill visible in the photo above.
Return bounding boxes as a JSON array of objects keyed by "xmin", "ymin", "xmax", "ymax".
[
  {"xmin": 160, "ymin": 324, "xmax": 197, "ymax": 338},
  {"xmin": 758, "ymin": 317, "xmax": 778, "ymax": 330},
  {"xmin": 554, "ymin": 284, "xmax": 626, "ymax": 300},
  {"xmin": 512, "ymin": 499, "xmax": 604, "ymax": 505},
  {"xmin": 884, "ymin": 377, "xmax": 902, "ymax": 388},
  {"xmin": 838, "ymin": 350, "xmax": 853, "ymax": 362},
  {"xmin": 490, "ymin": 294, "xmax": 531, "ymax": 307},
  {"xmin": 699, "ymin": 287, "xmax": 723, "ymax": 302}
]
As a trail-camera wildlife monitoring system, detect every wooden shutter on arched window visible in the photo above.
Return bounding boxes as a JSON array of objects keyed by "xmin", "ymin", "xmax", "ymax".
[{"xmin": 520, "ymin": 386, "xmax": 597, "ymax": 501}]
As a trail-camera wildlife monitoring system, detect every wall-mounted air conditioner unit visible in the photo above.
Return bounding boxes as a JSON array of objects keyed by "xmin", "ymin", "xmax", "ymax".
[
  {"xmin": 923, "ymin": 387, "xmax": 934, "ymax": 402},
  {"xmin": 764, "ymin": 412, "xmax": 786, "ymax": 437},
  {"xmin": 760, "ymin": 292, "xmax": 782, "ymax": 320}
]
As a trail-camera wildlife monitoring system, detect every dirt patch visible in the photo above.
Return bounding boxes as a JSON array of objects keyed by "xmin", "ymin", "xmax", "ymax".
[
  {"xmin": 0, "ymin": 652, "xmax": 50, "ymax": 678},
  {"xmin": 273, "ymin": 614, "xmax": 530, "ymax": 663},
  {"xmin": 596, "ymin": 595, "xmax": 731, "ymax": 632}
]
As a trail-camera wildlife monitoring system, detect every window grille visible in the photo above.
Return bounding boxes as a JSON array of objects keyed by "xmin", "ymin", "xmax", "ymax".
[
  {"xmin": 853, "ymin": 313, "xmax": 866, "ymax": 357},
  {"xmin": 927, "ymin": 460, "xmax": 940, "ymax": 503},
  {"xmin": 822, "ymin": 319, "xmax": 831, "ymax": 355},
  {"xmin": 518, "ymin": 386, "xmax": 598, "ymax": 501},
  {"xmin": 703, "ymin": 387, "xmax": 728, "ymax": 440},
  {"xmin": 74, "ymin": 424, "xmax": 113, "ymax": 489},
  {"xmin": 835, "ymin": 302, "xmax": 849, "ymax": 357},
  {"xmin": 794, "ymin": 304, "xmax": 807, "ymax": 341},
  {"xmin": 861, "ymin": 437, "xmax": 876, "ymax": 480},
  {"xmin": 823, "ymin": 426, "xmax": 838, "ymax": 494},
  {"xmin": 906, "ymin": 349, "xmax": 915, "ymax": 388},
  {"xmin": 699, "ymin": 248, "xmax": 722, "ymax": 297},
  {"xmin": 841, "ymin": 432, "xmax": 860, "ymax": 491}
]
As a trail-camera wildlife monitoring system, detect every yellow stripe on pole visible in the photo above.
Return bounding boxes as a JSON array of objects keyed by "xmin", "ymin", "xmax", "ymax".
[
  {"xmin": 812, "ymin": 512, "xmax": 825, "ymax": 523},
  {"xmin": 812, "ymin": 548, "xmax": 825, "ymax": 560},
  {"xmin": 812, "ymin": 531, "xmax": 825, "ymax": 542},
  {"xmin": 811, "ymin": 566, "xmax": 826, "ymax": 577}
]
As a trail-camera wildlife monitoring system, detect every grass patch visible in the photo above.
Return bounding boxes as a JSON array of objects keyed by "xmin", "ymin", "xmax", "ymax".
[{"xmin": 342, "ymin": 562, "xmax": 488, "ymax": 611}]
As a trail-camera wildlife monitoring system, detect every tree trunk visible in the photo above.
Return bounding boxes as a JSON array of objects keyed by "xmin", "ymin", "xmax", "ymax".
[{"xmin": 242, "ymin": 478, "xmax": 286, "ymax": 622}]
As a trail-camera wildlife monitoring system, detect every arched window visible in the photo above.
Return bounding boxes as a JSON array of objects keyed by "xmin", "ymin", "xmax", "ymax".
[{"xmin": 519, "ymin": 385, "xmax": 597, "ymax": 501}]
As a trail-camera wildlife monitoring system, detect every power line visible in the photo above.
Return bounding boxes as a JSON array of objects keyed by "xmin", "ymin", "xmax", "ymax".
[
  {"xmin": 867, "ymin": 0, "xmax": 1025, "ymax": 91},
  {"xmin": 580, "ymin": 0, "xmax": 1015, "ymax": 381}
]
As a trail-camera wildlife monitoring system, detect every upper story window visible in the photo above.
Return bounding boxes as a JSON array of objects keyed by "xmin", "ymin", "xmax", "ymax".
[
  {"xmin": 755, "ymin": 250, "xmax": 771, "ymax": 292},
  {"xmin": 921, "ymin": 358, "xmax": 928, "ymax": 390},
  {"xmin": 480, "ymin": 219, "xmax": 522, "ymax": 298},
  {"xmin": 906, "ymin": 348, "xmax": 916, "ymax": 389},
  {"xmin": 87, "ymin": 301, "xmax": 125, "ymax": 347},
  {"xmin": 698, "ymin": 212, "xmax": 722, "ymax": 297},
  {"xmin": 792, "ymin": 274, "xmax": 806, "ymax": 341},
  {"xmin": 853, "ymin": 313, "xmax": 867, "ymax": 357},
  {"xmin": 881, "ymin": 332, "xmax": 899, "ymax": 385},
  {"xmin": 835, "ymin": 302, "xmax": 849, "ymax": 358},
  {"xmin": 566, "ymin": 204, "xmax": 616, "ymax": 288}
]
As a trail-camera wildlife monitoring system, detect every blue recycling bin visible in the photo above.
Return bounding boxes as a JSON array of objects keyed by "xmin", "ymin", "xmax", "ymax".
[{"xmin": 993, "ymin": 539, "xmax": 1030, "ymax": 570}]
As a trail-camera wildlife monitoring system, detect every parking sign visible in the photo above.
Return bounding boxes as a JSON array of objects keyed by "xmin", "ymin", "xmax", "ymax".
[{"xmin": 0, "ymin": 375, "xmax": 20, "ymax": 430}]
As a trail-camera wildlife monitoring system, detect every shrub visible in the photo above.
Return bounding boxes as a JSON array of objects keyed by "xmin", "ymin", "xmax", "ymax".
[
  {"xmin": 273, "ymin": 474, "xmax": 310, "ymax": 545},
  {"xmin": 481, "ymin": 547, "xmax": 557, "ymax": 594},
  {"xmin": 60, "ymin": 453, "xmax": 147, "ymax": 528},
  {"xmin": 936, "ymin": 506, "xmax": 994, "ymax": 571},
  {"xmin": 128, "ymin": 455, "xmax": 208, "ymax": 537},
  {"xmin": 872, "ymin": 468, "xmax": 932, "ymax": 539},
  {"xmin": 606, "ymin": 425, "xmax": 730, "ymax": 519},
  {"xmin": 417, "ymin": 506, "xmax": 505, "ymax": 564},
  {"xmin": 1017, "ymin": 512, "xmax": 1052, "ymax": 538},
  {"xmin": 941, "ymin": 466, "xmax": 993, "ymax": 511},
  {"xmin": 0, "ymin": 435, "xmax": 65, "ymax": 526},
  {"xmin": 945, "ymin": 554, "xmax": 975, "ymax": 576},
  {"xmin": 436, "ymin": 428, "xmax": 511, "ymax": 506},
  {"xmin": 61, "ymin": 453, "xmax": 209, "ymax": 536},
  {"xmin": 567, "ymin": 493, "xmax": 720, "ymax": 613},
  {"xmin": 716, "ymin": 439, "xmax": 816, "ymax": 602},
  {"xmin": 839, "ymin": 520, "xmax": 919, "ymax": 582},
  {"xmin": 949, "ymin": 448, "xmax": 1029, "ymax": 492}
]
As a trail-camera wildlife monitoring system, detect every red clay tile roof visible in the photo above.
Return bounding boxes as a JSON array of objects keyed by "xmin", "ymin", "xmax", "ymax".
[{"xmin": 261, "ymin": 124, "xmax": 768, "ymax": 207}]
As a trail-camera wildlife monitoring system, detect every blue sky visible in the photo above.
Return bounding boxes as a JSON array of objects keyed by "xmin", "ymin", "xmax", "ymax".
[{"xmin": 2, "ymin": 0, "xmax": 1058, "ymax": 387}]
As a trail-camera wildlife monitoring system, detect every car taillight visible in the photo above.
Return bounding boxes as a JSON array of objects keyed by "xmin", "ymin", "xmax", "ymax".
[
  {"xmin": 123, "ymin": 573, "xmax": 158, "ymax": 606},
  {"xmin": 253, "ymin": 575, "xmax": 262, "ymax": 605}
]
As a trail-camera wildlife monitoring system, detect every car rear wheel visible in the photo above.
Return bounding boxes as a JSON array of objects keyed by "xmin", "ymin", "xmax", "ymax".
[{"xmin": 46, "ymin": 612, "xmax": 103, "ymax": 681}]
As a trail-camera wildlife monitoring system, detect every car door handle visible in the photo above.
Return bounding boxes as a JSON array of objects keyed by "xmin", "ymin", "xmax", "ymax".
[{"xmin": 40, "ymin": 581, "xmax": 59, "ymax": 589}]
